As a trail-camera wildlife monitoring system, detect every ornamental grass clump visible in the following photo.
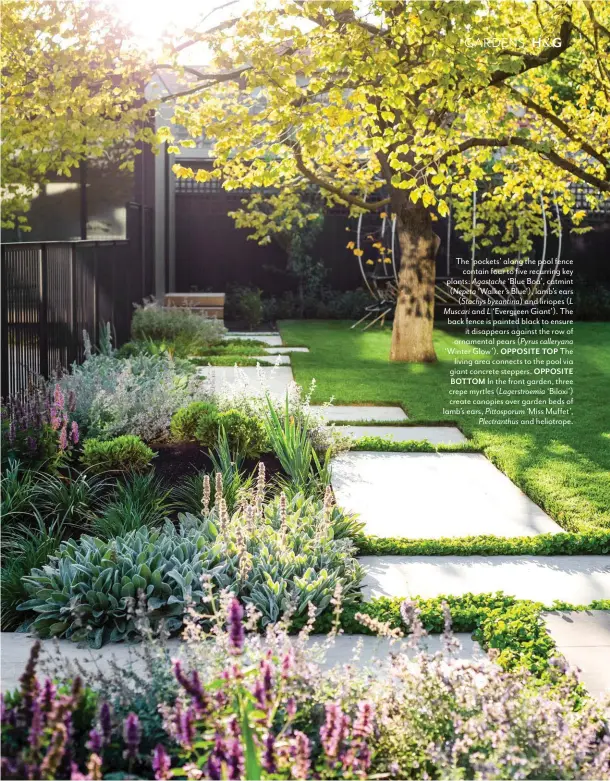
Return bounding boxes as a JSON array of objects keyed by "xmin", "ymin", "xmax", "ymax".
[{"xmin": 18, "ymin": 465, "xmax": 363, "ymax": 645}]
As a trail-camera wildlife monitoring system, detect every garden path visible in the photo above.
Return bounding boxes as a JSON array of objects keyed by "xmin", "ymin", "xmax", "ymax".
[
  {"xmin": 543, "ymin": 611, "xmax": 610, "ymax": 698},
  {"xmin": 331, "ymin": 452, "xmax": 562, "ymax": 538},
  {"xmin": 0, "ymin": 632, "xmax": 481, "ymax": 693}
]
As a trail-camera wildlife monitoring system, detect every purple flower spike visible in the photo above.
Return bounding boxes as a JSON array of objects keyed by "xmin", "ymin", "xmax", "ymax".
[
  {"xmin": 40, "ymin": 679, "xmax": 56, "ymax": 713},
  {"xmin": 53, "ymin": 384, "xmax": 65, "ymax": 410},
  {"xmin": 152, "ymin": 743, "xmax": 172, "ymax": 780},
  {"xmin": 227, "ymin": 737, "xmax": 245, "ymax": 780},
  {"xmin": 59, "ymin": 425, "xmax": 68, "ymax": 451},
  {"xmin": 123, "ymin": 712, "xmax": 141, "ymax": 759},
  {"xmin": 353, "ymin": 700, "xmax": 375, "ymax": 738},
  {"xmin": 227, "ymin": 598, "xmax": 245, "ymax": 656},
  {"xmin": 86, "ymin": 728, "xmax": 103, "ymax": 755},
  {"xmin": 292, "ymin": 731, "xmax": 311, "ymax": 779},
  {"xmin": 179, "ymin": 707, "xmax": 196, "ymax": 747},
  {"xmin": 262, "ymin": 732, "xmax": 276, "ymax": 773},
  {"xmin": 99, "ymin": 702, "xmax": 112, "ymax": 745},
  {"xmin": 70, "ymin": 420, "xmax": 79, "ymax": 445}
]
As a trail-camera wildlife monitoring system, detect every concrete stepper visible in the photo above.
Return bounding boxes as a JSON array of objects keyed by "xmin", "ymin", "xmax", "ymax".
[
  {"xmin": 251, "ymin": 355, "xmax": 291, "ymax": 365},
  {"xmin": 311, "ymin": 405, "xmax": 408, "ymax": 422},
  {"xmin": 331, "ymin": 451, "xmax": 562, "ymax": 538},
  {"xmin": 264, "ymin": 347, "xmax": 310, "ymax": 354},
  {"xmin": 543, "ymin": 611, "xmax": 610, "ymax": 698},
  {"xmin": 0, "ymin": 632, "xmax": 481, "ymax": 693},
  {"xmin": 327, "ymin": 425, "xmax": 467, "ymax": 445},
  {"xmin": 224, "ymin": 332, "xmax": 282, "ymax": 346},
  {"xmin": 359, "ymin": 555, "xmax": 610, "ymax": 604},
  {"xmin": 197, "ymin": 365, "xmax": 295, "ymax": 397}
]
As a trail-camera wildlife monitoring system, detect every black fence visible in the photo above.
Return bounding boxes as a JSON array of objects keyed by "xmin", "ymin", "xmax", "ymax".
[{"xmin": 1, "ymin": 202, "xmax": 154, "ymax": 396}]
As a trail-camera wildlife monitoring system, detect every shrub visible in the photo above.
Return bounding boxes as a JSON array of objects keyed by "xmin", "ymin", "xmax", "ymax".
[
  {"xmin": 201, "ymin": 410, "xmax": 268, "ymax": 458},
  {"xmin": 81, "ymin": 435, "xmax": 155, "ymax": 474},
  {"xmin": 59, "ymin": 351, "xmax": 208, "ymax": 442},
  {"xmin": 91, "ymin": 473, "xmax": 173, "ymax": 539},
  {"xmin": 172, "ymin": 401, "xmax": 269, "ymax": 457},
  {"xmin": 170, "ymin": 401, "xmax": 218, "ymax": 442},
  {"xmin": 231, "ymin": 286, "xmax": 263, "ymax": 330},
  {"xmin": 19, "ymin": 472, "xmax": 362, "ymax": 644},
  {"xmin": 131, "ymin": 299, "xmax": 226, "ymax": 345}
]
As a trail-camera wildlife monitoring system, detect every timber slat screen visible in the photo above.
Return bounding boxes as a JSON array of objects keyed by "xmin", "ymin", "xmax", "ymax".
[{"xmin": 1, "ymin": 205, "xmax": 154, "ymax": 396}]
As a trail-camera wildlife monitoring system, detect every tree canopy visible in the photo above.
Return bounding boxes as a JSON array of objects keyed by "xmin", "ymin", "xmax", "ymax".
[
  {"xmin": 1, "ymin": 0, "xmax": 154, "ymax": 230},
  {"xmin": 162, "ymin": 0, "xmax": 609, "ymax": 361}
]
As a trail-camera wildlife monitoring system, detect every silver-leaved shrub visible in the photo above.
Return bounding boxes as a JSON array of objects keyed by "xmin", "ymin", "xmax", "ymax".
[{"xmin": 59, "ymin": 351, "xmax": 209, "ymax": 442}]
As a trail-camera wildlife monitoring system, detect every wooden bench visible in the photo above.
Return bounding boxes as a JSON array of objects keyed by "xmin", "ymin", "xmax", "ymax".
[{"xmin": 164, "ymin": 293, "xmax": 225, "ymax": 320}]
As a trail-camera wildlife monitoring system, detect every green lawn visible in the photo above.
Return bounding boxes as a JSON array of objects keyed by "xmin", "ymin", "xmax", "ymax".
[{"xmin": 279, "ymin": 320, "xmax": 610, "ymax": 533}]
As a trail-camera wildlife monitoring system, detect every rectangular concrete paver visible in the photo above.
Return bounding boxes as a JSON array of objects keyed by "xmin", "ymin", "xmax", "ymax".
[
  {"xmin": 326, "ymin": 425, "xmax": 467, "ymax": 445},
  {"xmin": 543, "ymin": 611, "xmax": 610, "ymax": 698},
  {"xmin": 0, "ymin": 632, "xmax": 480, "ymax": 692},
  {"xmin": 251, "ymin": 355, "xmax": 291, "ymax": 365},
  {"xmin": 264, "ymin": 347, "xmax": 309, "ymax": 354},
  {"xmin": 311, "ymin": 405, "xmax": 407, "ymax": 422},
  {"xmin": 224, "ymin": 332, "xmax": 282, "ymax": 346},
  {"xmin": 197, "ymin": 365, "xmax": 295, "ymax": 397},
  {"xmin": 331, "ymin": 452, "xmax": 562, "ymax": 538},
  {"xmin": 359, "ymin": 556, "xmax": 610, "ymax": 604}
]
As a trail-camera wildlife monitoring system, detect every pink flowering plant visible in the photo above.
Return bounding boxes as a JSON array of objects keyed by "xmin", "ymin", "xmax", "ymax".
[
  {"xmin": 2, "ymin": 592, "xmax": 610, "ymax": 780},
  {"xmin": 1, "ymin": 383, "xmax": 79, "ymax": 469}
]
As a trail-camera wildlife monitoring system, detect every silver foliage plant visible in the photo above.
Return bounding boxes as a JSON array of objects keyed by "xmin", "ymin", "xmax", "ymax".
[
  {"xmin": 59, "ymin": 342, "xmax": 210, "ymax": 442},
  {"xmin": 19, "ymin": 467, "xmax": 363, "ymax": 646}
]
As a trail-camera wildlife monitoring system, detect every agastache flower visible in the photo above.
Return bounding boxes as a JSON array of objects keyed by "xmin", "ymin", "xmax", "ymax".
[
  {"xmin": 70, "ymin": 420, "xmax": 79, "ymax": 445},
  {"xmin": 59, "ymin": 424, "xmax": 68, "ymax": 451},
  {"xmin": 86, "ymin": 728, "xmax": 103, "ymax": 754},
  {"xmin": 178, "ymin": 708, "xmax": 196, "ymax": 747},
  {"xmin": 173, "ymin": 661, "xmax": 210, "ymax": 714},
  {"xmin": 227, "ymin": 598, "xmax": 245, "ymax": 655},
  {"xmin": 227, "ymin": 737, "xmax": 244, "ymax": 780},
  {"xmin": 353, "ymin": 701, "xmax": 375, "ymax": 738},
  {"xmin": 99, "ymin": 702, "xmax": 112, "ymax": 745},
  {"xmin": 40, "ymin": 679, "xmax": 56, "ymax": 713},
  {"xmin": 262, "ymin": 732, "xmax": 276, "ymax": 774},
  {"xmin": 152, "ymin": 743, "xmax": 172, "ymax": 780},
  {"xmin": 291, "ymin": 731, "xmax": 311, "ymax": 779},
  {"xmin": 122, "ymin": 712, "xmax": 141, "ymax": 760}
]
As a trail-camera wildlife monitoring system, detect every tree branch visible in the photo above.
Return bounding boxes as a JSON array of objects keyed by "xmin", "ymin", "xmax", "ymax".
[
  {"xmin": 293, "ymin": 145, "xmax": 390, "ymax": 210},
  {"xmin": 504, "ymin": 85, "xmax": 610, "ymax": 171},
  {"xmin": 488, "ymin": 17, "xmax": 573, "ymax": 87},
  {"xmin": 434, "ymin": 136, "xmax": 610, "ymax": 192}
]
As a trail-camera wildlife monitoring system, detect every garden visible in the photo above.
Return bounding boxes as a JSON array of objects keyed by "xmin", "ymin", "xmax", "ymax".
[
  {"xmin": 2, "ymin": 302, "xmax": 610, "ymax": 780},
  {"xmin": 2, "ymin": 0, "xmax": 610, "ymax": 777}
]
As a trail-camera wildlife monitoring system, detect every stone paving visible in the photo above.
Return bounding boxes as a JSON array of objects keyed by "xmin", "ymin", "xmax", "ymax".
[
  {"xmin": 326, "ymin": 425, "xmax": 467, "ymax": 445},
  {"xmin": 543, "ymin": 611, "xmax": 610, "ymax": 698},
  {"xmin": 359, "ymin": 555, "xmax": 610, "ymax": 603},
  {"xmin": 311, "ymin": 405, "xmax": 408, "ymax": 422},
  {"xmin": 224, "ymin": 332, "xmax": 283, "ymax": 346},
  {"xmin": 331, "ymin": 452, "xmax": 562, "ymax": 538},
  {"xmin": 197, "ymin": 365, "xmax": 295, "ymax": 396},
  {"xmin": 264, "ymin": 347, "xmax": 310, "ymax": 354},
  {"xmin": 0, "ymin": 632, "xmax": 480, "ymax": 693},
  {"xmin": 251, "ymin": 354, "xmax": 292, "ymax": 365}
]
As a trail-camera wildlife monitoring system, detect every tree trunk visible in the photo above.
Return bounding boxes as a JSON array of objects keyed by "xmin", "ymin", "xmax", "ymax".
[{"xmin": 390, "ymin": 204, "xmax": 440, "ymax": 363}]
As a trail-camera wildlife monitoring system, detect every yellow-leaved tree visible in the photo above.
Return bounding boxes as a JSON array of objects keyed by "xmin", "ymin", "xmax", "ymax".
[
  {"xmin": 1, "ymin": 0, "xmax": 155, "ymax": 231},
  {"xmin": 165, "ymin": 0, "xmax": 609, "ymax": 362}
]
